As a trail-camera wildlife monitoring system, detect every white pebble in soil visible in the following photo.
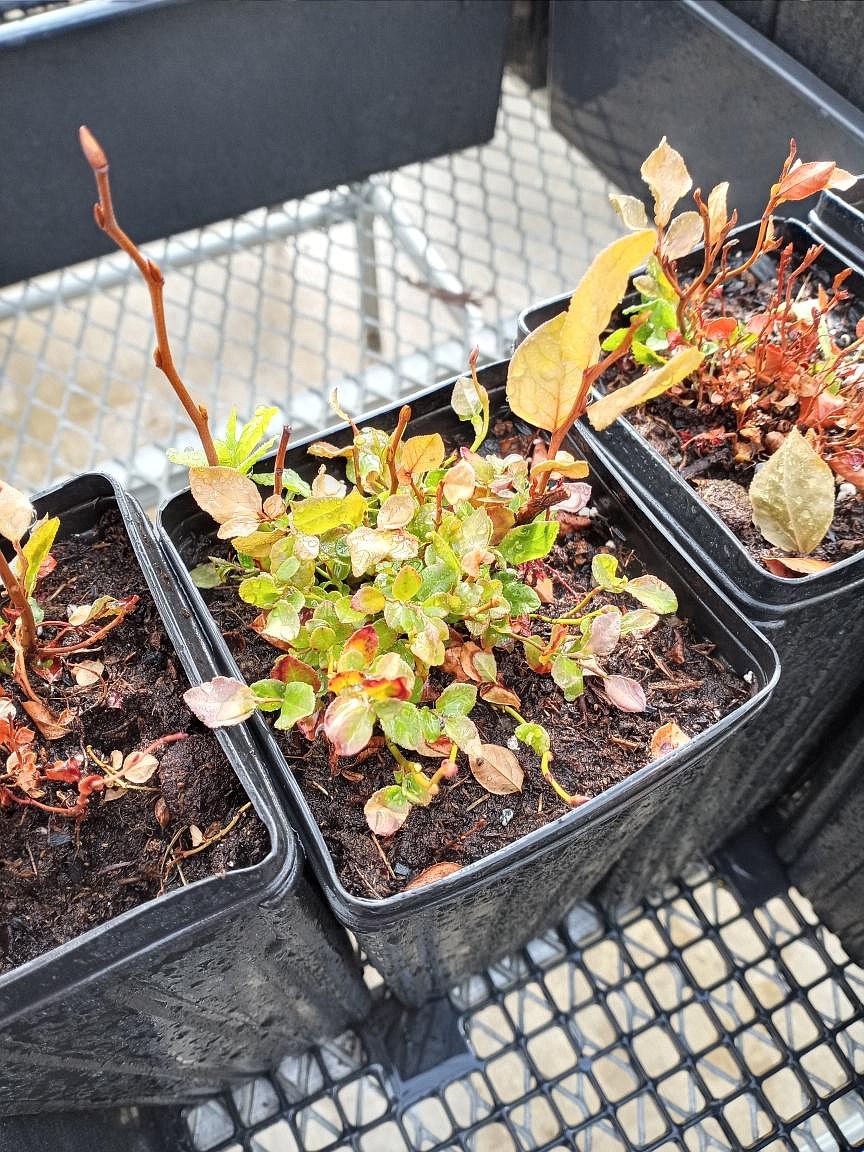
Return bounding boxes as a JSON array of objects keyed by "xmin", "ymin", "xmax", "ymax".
[
  {"xmin": 507, "ymin": 736, "xmax": 519, "ymax": 751},
  {"xmin": 837, "ymin": 483, "xmax": 858, "ymax": 502}
]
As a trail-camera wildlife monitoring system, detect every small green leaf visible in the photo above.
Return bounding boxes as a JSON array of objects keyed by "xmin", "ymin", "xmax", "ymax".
[
  {"xmin": 261, "ymin": 599, "xmax": 301, "ymax": 643},
  {"xmin": 551, "ymin": 654, "xmax": 585, "ymax": 701},
  {"xmin": 619, "ymin": 609, "xmax": 660, "ymax": 637},
  {"xmin": 20, "ymin": 516, "xmax": 60, "ymax": 597},
  {"xmin": 443, "ymin": 714, "xmax": 482, "ymax": 755},
  {"xmin": 435, "ymin": 683, "xmax": 478, "ymax": 718},
  {"xmin": 498, "ymin": 571, "xmax": 541, "ymax": 616},
  {"xmin": 498, "ymin": 521, "xmax": 560, "ymax": 565},
  {"xmin": 351, "ymin": 584, "xmax": 387, "ymax": 614},
  {"xmin": 627, "ymin": 574, "xmax": 678, "ymax": 614},
  {"xmin": 274, "ymin": 681, "xmax": 316, "ymax": 731},
  {"xmin": 514, "ymin": 722, "xmax": 551, "ymax": 756},
  {"xmin": 239, "ymin": 574, "xmax": 282, "ymax": 608},
  {"xmin": 591, "ymin": 553, "xmax": 627, "ymax": 592},
  {"xmin": 190, "ymin": 561, "xmax": 226, "ymax": 589},
  {"xmin": 251, "ymin": 678, "xmax": 286, "ymax": 712},
  {"xmin": 375, "ymin": 699, "xmax": 425, "ymax": 750},
  {"xmin": 392, "ymin": 565, "xmax": 423, "ymax": 602},
  {"xmin": 292, "ymin": 490, "xmax": 366, "ymax": 535},
  {"xmin": 472, "ymin": 650, "xmax": 498, "ymax": 683}
]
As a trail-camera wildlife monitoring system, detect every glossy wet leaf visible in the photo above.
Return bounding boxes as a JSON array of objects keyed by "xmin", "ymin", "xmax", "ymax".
[
  {"xmin": 469, "ymin": 743, "xmax": 524, "ymax": 795},
  {"xmin": 398, "ymin": 433, "xmax": 445, "ymax": 478},
  {"xmin": 591, "ymin": 553, "xmax": 627, "ymax": 592},
  {"xmin": 762, "ymin": 554, "xmax": 834, "ymax": 577},
  {"xmin": 375, "ymin": 699, "xmax": 425, "ymax": 750},
  {"xmin": 392, "ymin": 565, "xmax": 422, "ymax": 602},
  {"xmin": 749, "ymin": 428, "xmax": 835, "ymax": 553},
  {"xmin": 292, "ymin": 490, "xmax": 366, "ymax": 535},
  {"xmin": 435, "ymin": 682, "xmax": 478, "ymax": 718},
  {"xmin": 274, "ymin": 682, "xmax": 317, "ymax": 731},
  {"xmin": 377, "ymin": 493, "xmax": 416, "ymax": 530},
  {"xmin": 514, "ymin": 721, "xmax": 550, "ymax": 756},
  {"xmin": 183, "ymin": 677, "xmax": 257, "ymax": 727},
  {"xmin": 586, "ymin": 346, "xmax": 704, "ymax": 431},
  {"xmin": 498, "ymin": 521, "xmax": 559, "ymax": 565},
  {"xmin": 443, "ymin": 714, "xmax": 482, "ymax": 756},
  {"xmin": 641, "ymin": 136, "xmax": 692, "ymax": 227}
]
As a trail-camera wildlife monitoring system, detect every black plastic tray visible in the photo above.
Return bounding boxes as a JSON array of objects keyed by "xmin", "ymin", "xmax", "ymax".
[
  {"xmin": 157, "ymin": 362, "xmax": 779, "ymax": 1006},
  {"xmin": 0, "ymin": 0, "xmax": 510, "ymax": 285},
  {"xmin": 516, "ymin": 218, "xmax": 864, "ymax": 910},
  {"xmin": 0, "ymin": 473, "xmax": 369, "ymax": 1113}
]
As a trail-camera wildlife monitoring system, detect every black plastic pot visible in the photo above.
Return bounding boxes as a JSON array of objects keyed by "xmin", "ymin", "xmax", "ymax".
[
  {"xmin": 548, "ymin": 0, "xmax": 864, "ymax": 226},
  {"xmin": 775, "ymin": 704, "xmax": 864, "ymax": 966},
  {"xmin": 516, "ymin": 218, "xmax": 864, "ymax": 910},
  {"xmin": 809, "ymin": 186, "xmax": 864, "ymax": 270},
  {"xmin": 0, "ymin": 0, "xmax": 510, "ymax": 285},
  {"xmin": 157, "ymin": 361, "xmax": 779, "ymax": 1006},
  {"xmin": 0, "ymin": 473, "xmax": 369, "ymax": 1114}
]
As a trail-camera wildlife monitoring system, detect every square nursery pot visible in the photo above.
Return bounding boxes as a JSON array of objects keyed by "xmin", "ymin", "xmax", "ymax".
[
  {"xmin": 547, "ymin": 0, "xmax": 864, "ymax": 226},
  {"xmin": 775, "ymin": 703, "xmax": 864, "ymax": 966},
  {"xmin": 516, "ymin": 217, "xmax": 864, "ymax": 910},
  {"xmin": 0, "ymin": 0, "xmax": 510, "ymax": 285},
  {"xmin": 0, "ymin": 473, "xmax": 369, "ymax": 1115},
  {"xmin": 157, "ymin": 361, "xmax": 778, "ymax": 1006}
]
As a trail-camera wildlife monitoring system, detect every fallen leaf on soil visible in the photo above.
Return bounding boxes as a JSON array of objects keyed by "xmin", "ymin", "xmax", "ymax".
[
  {"xmin": 189, "ymin": 824, "xmax": 204, "ymax": 847},
  {"xmin": 121, "ymin": 750, "xmax": 159, "ymax": 784},
  {"xmin": 72, "ymin": 659, "xmax": 104, "ymax": 687},
  {"xmin": 364, "ymin": 786, "xmax": 411, "ymax": 836},
  {"xmin": 183, "ymin": 677, "xmax": 257, "ymax": 727},
  {"xmin": 650, "ymin": 721, "xmax": 691, "ymax": 759},
  {"xmin": 405, "ymin": 862, "xmax": 462, "ymax": 890},
  {"xmin": 469, "ymin": 743, "xmax": 524, "ymax": 795},
  {"xmin": 21, "ymin": 698, "xmax": 71, "ymax": 740},
  {"xmin": 762, "ymin": 554, "xmax": 834, "ymax": 577},
  {"xmin": 603, "ymin": 675, "xmax": 648, "ymax": 713},
  {"xmin": 749, "ymin": 428, "xmax": 835, "ymax": 553},
  {"xmin": 154, "ymin": 796, "xmax": 171, "ymax": 828},
  {"xmin": 479, "ymin": 684, "xmax": 521, "ymax": 708}
]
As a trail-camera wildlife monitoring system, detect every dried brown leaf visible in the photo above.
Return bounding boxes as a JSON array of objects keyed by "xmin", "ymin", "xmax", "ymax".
[
  {"xmin": 468, "ymin": 743, "xmax": 524, "ymax": 795},
  {"xmin": 650, "ymin": 721, "xmax": 691, "ymax": 759},
  {"xmin": 405, "ymin": 862, "xmax": 462, "ymax": 890}
]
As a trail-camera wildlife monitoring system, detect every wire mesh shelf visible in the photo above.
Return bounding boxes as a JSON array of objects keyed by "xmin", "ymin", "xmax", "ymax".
[
  {"xmin": 183, "ymin": 860, "xmax": 864, "ymax": 1152},
  {"xmin": 0, "ymin": 74, "xmax": 620, "ymax": 507}
]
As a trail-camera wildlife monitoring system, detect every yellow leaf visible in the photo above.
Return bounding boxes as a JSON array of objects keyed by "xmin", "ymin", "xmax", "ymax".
[
  {"xmin": 707, "ymin": 182, "xmax": 729, "ymax": 245},
  {"xmin": 398, "ymin": 434, "xmax": 445, "ymax": 477},
  {"xmin": 0, "ymin": 481, "xmax": 34, "ymax": 544},
  {"xmin": 529, "ymin": 454, "xmax": 590, "ymax": 482},
  {"xmin": 377, "ymin": 493, "xmax": 416, "ymax": 530},
  {"xmin": 507, "ymin": 230, "xmax": 655, "ymax": 434},
  {"xmin": 609, "ymin": 193, "xmax": 649, "ymax": 230},
  {"xmin": 749, "ymin": 428, "xmax": 835, "ymax": 553},
  {"xmin": 587, "ymin": 347, "xmax": 704, "ymax": 431},
  {"xmin": 661, "ymin": 211, "xmax": 704, "ymax": 261},
  {"xmin": 560, "ymin": 230, "xmax": 657, "ymax": 373},
  {"xmin": 17, "ymin": 515, "xmax": 60, "ymax": 597},
  {"xmin": 189, "ymin": 467, "xmax": 262, "ymax": 529},
  {"xmin": 641, "ymin": 137, "xmax": 693, "ymax": 228}
]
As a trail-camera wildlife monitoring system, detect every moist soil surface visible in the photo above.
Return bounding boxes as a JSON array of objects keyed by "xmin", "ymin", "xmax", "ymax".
[
  {"xmin": 0, "ymin": 509, "xmax": 267, "ymax": 973},
  {"xmin": 605, "ymin": 260, "xmax": 864, "ymax": 569},
  {"xmin": 194, "ymin": 421, "xmax": 750, "ymax": 899}
]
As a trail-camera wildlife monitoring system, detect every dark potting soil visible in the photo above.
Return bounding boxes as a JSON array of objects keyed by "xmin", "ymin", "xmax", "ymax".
[
  {"xmin": 192, "ymin": 424, "xmax": 749, "ymax": 899},
  {"xmin": 605, "ymin": 263, "xmax": 864, "ymax": 568},
  {"xmin": 0, "ymin": 510, "xmax": 267, "ymax": 973}
]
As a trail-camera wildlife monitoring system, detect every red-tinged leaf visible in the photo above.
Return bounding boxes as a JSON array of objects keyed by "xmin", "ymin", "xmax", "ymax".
[
  {"xmin": 361, "ymin": 675, "xmax": 412, "ymax": 702},
  {"xmin": 329, "ymin": 670, "xmax": 364, "ymax": 693},
  {"xmin": 271, "ymin": 653, "xmax": 321, "ymax": 691},
  {"xmin": 345, "ymin": 625, "xmax": 380, "ymax": 662},
  {"xmin": 762, "ymin": 555, "xmax": 834, "ymax": 577},
  {"xmin": 364, "ymin": 785, "xmax": 410, "ymax": 836},
  {"xmin": 468, "ymin": 743, "xmax": 524, "ymax": 795},
  {"xmin": 21, "ymin": 698, "xmax": 71, "ymax": 740},
  {"xmin": 323, "ymin": 694, "xmax": 375, "ymax": 756},
  {"xmin": 183, "ymin": 677, "xmax": 257, "ymax": 727},
  {"xmin": 702, "ymin": 316, "xmax": 737, "ymax": 341},
  {"xmin": 799, "ymin": 391, "xmax": 846, "ymax": 428},
  {"xmin": 44, "ymin": 757, "xmax": 83, "ymax": 784},
  {"xmin": 479, "ymin": 684, "xmax": 521, "ymax": 708},
  {"xmin": 776, "ymin": 160, "xmax": 856, "ymax": 202},
  {"xmin": 857, "ymin": 316, "xmax": 864, "ymax": 340},
  {"xmin": 33, "ymin": 658, "xmax": 64, "ymax": 684},
  {"xmin": 37, "ymin": 554, "xmax": 57, "ymax": 581},
  {"xmin": 249, "ymin": 612, "xmax": 294, "ymax": 652},
  {"xmin": 296, "ymin": 710, "xmax": 322, "ymax": 740},
  {"xmin": 830, "ymin": 450, "xmax": 864, "ymax": 488},
  {"xmin": 603, "ymin": 675, "xmax": 647, "ymax": 713},
  {"xmin": 405, "ymin": 861, "xmax": 462, "ymax": 890},
  {"xmin": 121, "ymin": 750, "xmax": 160, "ymax": 784},
  {"xmin": 650, "ymin": 721, "xmax": 691, "ymax": 759}
]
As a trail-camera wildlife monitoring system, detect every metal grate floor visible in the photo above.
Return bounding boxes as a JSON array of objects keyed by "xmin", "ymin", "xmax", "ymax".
[
  {"xmin": 0, "ymin": 73, "xmax": 620, "ymax": 507},
  {"xmin": 184, "ymin": 862, "xmax": 864, "ymax": 1152}
]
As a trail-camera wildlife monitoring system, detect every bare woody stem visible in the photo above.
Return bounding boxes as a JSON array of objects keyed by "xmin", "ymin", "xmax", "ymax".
[
  {"xmin": 273, "ymin": 426, "xmax": 292, "ymax": 497},
  {"xmin": 0, "ymin": 549, "xmax": 36, "ymax": 654},
  {"xmin": 78, "ymin": 126, "xmax": 218, "ymax": 467}
]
